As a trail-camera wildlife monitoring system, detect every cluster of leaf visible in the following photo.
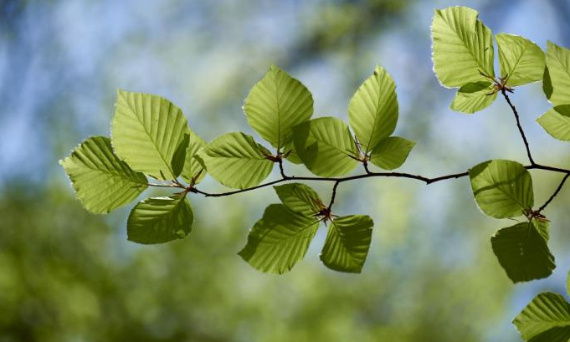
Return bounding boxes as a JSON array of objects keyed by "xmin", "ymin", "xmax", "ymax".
[
  {"xmin": 432, "ymin": 6, "xmax": 570, "ymax": 340},
  {"xmin": 62, "ymin": 63, "xmax": 415, "ymax": 273},
  {"xmin": 61, "ymin": 4, "xmax": 570, "ymax": 339}
]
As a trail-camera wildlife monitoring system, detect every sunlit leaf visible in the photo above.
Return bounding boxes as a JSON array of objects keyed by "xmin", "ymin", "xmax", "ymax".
[
  {"xmin": 513, "ymin": 292, "xmax": 570, "ymax": 342},
  {"xmin": 60, "ymin": 136, "xmax": 148, "ymax": 214},
  {"xmin": 293, "ymin": 117, "xmax": 359, "ymax": 177},
  {"xmin": 199, "ymin": 132, "xmax": 274, "ymax": 189},
  {"xmin": 320, "ymin": 215, "xmax": 373, "ymax": 273},
  {"xmin": 450, "ymin": 81, "xmax": 497, "ymax": 114},
  {"xmin": 469, "ymin": 160, "xmax": 533, "ymax": 218},
  {"xmin": 369, "ymin": 136, "xmax": 415, "ymax": 170},
  {"xmin": 546, "ymin": 41, "xmax": 570, "ymax": 106},
  {"xmin": 171, "ymin": 133, "xmax": 189, "ymax": 177},
  {"xmin": 491, "ymin": 220, "xmax": 555, "ymax": 283},
  {"xmin": 112, "ymin": 90, "xmax": 189, "ymax": 180},
  {"xmin": 496, "ymin": 33, "xmax": 545, "ymax": 87},
  {"xmin": 127, "ymin": 195, "xmax": 193, "ymax": 244},
  {"xmin": 431, "ymin": 6, "xmax": 495, "ymax": 88},
  {"xmin": 537, "ymin": 105, "xmax": 570, "ymax": 141},
  {"xmin": 348, "ymin": 66, "xmax": 398, "ymax": 152},
  {"xmin": 238, "ymin": 204, "xmax": 319, "ymax": 274},
  {"xmin": 181, "ymin": 129, "xmax": 207, "ymax": 184},
  {"xmin": 243, "ymin": 65, "xmax": 313, "ymax": 149},
  {"xmin": 274, "ymin": 183, "xmax": 322, "ymax": 216}
]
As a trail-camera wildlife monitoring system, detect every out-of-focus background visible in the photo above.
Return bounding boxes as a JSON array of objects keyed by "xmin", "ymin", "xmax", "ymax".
[{"xmin": 1, "ymin": 0, "xmax": 570, "ymax": 341}]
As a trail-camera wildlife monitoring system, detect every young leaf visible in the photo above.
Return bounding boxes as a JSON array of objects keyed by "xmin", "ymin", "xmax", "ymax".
[
  {"xmin": 320, "ymin": 215, "xmax": 373, "ymax": 273},
  {"xmin": 348, "ymin": 66, "xmax": 398, "ymax": 152},
  {"xmin": 181, "ymin": 130, "xmax": 207, "ymax": 184},
  {"xmin": 274, "ymin": 183, "xmax": 322, "ymax": 216},
  {"xmin": 282, "ymin": 139, "xmax": 303, "ymax": 165},
  {"xmin": 546, "ymin": 41, "xmax": 570, "ymax": 105},
  {"xmin": 513, "ymin": 292, "xmax": 570, "ymax": 342},
  {"xmin": 293, "ymin": 117, "xmax": 359, "ymax": 177},
  {"xmin": 431, "ymin": 6, "xmax": 495, "ymax": 88},
  {"xmin": 243, "ymin": 65, "xmax": 313, "ymax": 149},
  {"xmin": 127, "ymin": 195, "xmax": 193, "ymax": 244},
  {"xmin": 60, "ymin": 136, "xmax": 148, "ymax": 214},
  {"xmin": 491, "ymin": 221, "xmax": 555, "ymax": 283},
  {"xmin": 238, "ymin": 204, "xmax": 319, "ymax": 274},
  {"xmin": 369, "ymin": 136, "xmax": 415, "ymax": 170},
  {"xmin": 537, "ymin": 105, "xmax": 570, "ymax": 141},
  {"xmin": 496, "ymin": 33, "xmax": 545, "ymax": 87},
  {"xmin": 450, "ymin": 81, "xmax": 497, "ymax": 114},
  {"xmin": 199, "ymin": 132, "xmax": 274, "ymax": 189},
  {"xmin": 469, "ymin": 160, "xmax": 533, "ymax": 218},
  {"xmin": 112, "ymin": 90, "xmax": 189, "ymax": 180},
  {"xmin": 171, "ymin": 133, "xmax": 190, "ymax": 177}
]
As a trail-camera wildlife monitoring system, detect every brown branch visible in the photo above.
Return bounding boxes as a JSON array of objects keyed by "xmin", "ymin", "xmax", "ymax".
[
  {"xmin": 501, "ymin": 89, "xmax": 535, "ymax": 165},
  {"xmin": 538, "ymin": 173, "xmax": 570, "ymax": 213}
]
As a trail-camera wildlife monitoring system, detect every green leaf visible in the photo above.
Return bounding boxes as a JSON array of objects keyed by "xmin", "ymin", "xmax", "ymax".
[
  {"xmin": 431, "ymin": 6, "xmax": 495, "ymax": 88},
  {"xmin": 544, "ymin": 67, "xmax": 554, "ymax": 100},
  {"xmin": 243, "ymin": 65, "xmax": 314, "ymax": 149},
  {"xmin": 537, "ymin": 105, "xmax": 570, "ymax": 141},
  {"xmin": 127, "ymin": 195, "xmax": 193, "ymax": 244},
  {"xmin": 60, "ymin": 136, "xmax": 148, "ymax": 214},
  {"xmin": 320, "ymin": 215, "xmax": 373, "ymax": 273},
  {"xmin": 469, "ymin": 160, "xmax": 533, "ymax": 218},
  {"xmin": 293, "ymin": 117, "xmax": 359, "ymax": 177},
  {"xmin": 181, "ymin": 130, "xmax": 207, "ymax": 184},
  {"xmin": 450, "ymin": 81, "xmax": 497, "ymax": 114},
  {"xmin": 348, "ymin": 66, "xmax": 398, "ymax": 152},
  {"xmin": 112, "ymin": 90, "xmax": 189, "ymax": 180},
  {"xmin": 274, "ymin": 183, "xmax": 322, "ymax": 216},
  {"xmin": 171, "ymin": 133, "xmax": 189, "ymax": 177},
  {"xmin": 546, "ymin": 41, "xmax": 570, "ymax": 106},
  {"xmin": 199, "ymin": 132, "xmax": 274, "ymax": 189},
  {"xmin": 369, "ymin": 136, "xmax": 415, "ymax": 170},
  {"xmin": 513, "ymin": 292, "xmax": 570, "ymax": 342},
  {"xmin": 496, "ymin": 33, "xmax": 545, "ymax": 87},
  {"xmin": 491, "ymin": 221, "xmax": 555, "ymax": 283},
  {"xmin": 238, "ymin": 204, "xmax": 319, "ymax": 274}
]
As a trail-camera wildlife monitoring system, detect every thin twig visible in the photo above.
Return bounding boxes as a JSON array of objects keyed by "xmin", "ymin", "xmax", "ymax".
[
  {"xmin": 538, "ymin": 173, "xmax": 570, "ymax": 213},
  {"xmin": 328, "ymin": 181, "xmax": 341, "ymax": 210},
  {"xmin": 501, "ymin": 89, "xmax": 535, "ymax": 165}
]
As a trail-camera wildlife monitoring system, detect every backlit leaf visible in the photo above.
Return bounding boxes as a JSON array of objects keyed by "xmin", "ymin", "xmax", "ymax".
[
  {"xmin": 537, "ymin": 105, "xmax": 570, "ymax": 141},
  {"xmin": 431, "ymin": 6, "xmax": 495, "ymax": 88},
  {"xmin": 469, "ymin": 160, "xmax": 533, "ymax": 218},
  {"xmin": 181, "ymin": 129, "xmax": 207, "ymax": 184},
  {"xmin": 60, "ymin": 136, "xmax": 148, "ymax": 214},
  {"xmin": 199, "ymin": 132, "xmax": 274, "ymax": 189},
  {"xmin": 127, "ymin": 195, "xmax": 193, "ymax": 244},
  {"xmin": 239, "ymin": 204, "xmax": 319, "ymax": 274},
  {"xmin": 243, "ymin": 65, "xmax": 313, "ymax": 149},
  {"xmin": 293, "ymin": 117, "xmax": 359, "ymax": 177},
  {"xmin": 513, "ymin": 292, "xmax": 570, "ymax": 342},
  {"xmin": 450, "ymin": 81, "xmax": 497, "ymax": 114},
  {"xmin": 369, "ymin": 136, "xmax": 415, "ymax": 170},
  {"xmin": 546, "ymin": 41, "xmax": 570, "ymax": 106},
  {"xmin": 274, "ymin": 183, "xmax": 322, "ymax": 216},
  {"xmin": 112, "ymin": 90, "xmax": 189, "ymax": 180},
  {"xmin": 496, "ymin": 33, "xmax": 545, "ymax": 87},
  {"xmin": 320, "ymin": 215, "xmax": 373, "ymax": 273}
]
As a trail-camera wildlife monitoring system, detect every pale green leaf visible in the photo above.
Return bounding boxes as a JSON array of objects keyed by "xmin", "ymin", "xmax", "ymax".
[
  {"xmin": 537, "ymin": 105, "xmax": 570, "ymax": 141},
  {"xmin": 238, "ymin": 204, "xmax": 319, "ymax": 274},
  {"xmin": 181, "ymin": 129, "xmax": 207, "ymax": 184},
  {"xmin": 60, "ymin": 136, "xmax": 148, "ymax": 214},
  {"xmin": 513, "ymin": 292, "xmax": 570, "ymax": 342},
  {"xmin": 293, "ymin": 117, "xmax": 359, "ymax": 177},
  {"xmin": 469, "ymin": 160, "xmax": 533, "ymax": 218},
  {"xmin": 199, "ymin": 132, "xmax": 273, "ymax": 189},
  {"xmin": 450, "ymin": 81, "xmax": 497, "ymax": 114},
  {"xmin": 171, "ymin": 133, "xmax": 189, "ymax": 177},
  {"xmin": 274, "ymin": 183, "xmax": 322, "ymax": 216},
  {"xmin": 546, "ymin": 41, "xmax": 570, "ymax": 105},
  {"xmin": 431, "ymin": 6, "xmax": 495, "ymax": 87},
  {"xmin": 243, "ymin": 65, "xmax": 313, "ymax": 149},
  {"xmin": 127, "ymin": 195, "xmax": 193, "ymax": 244},
  {"xmin": 544, "ymin": 67, "xmax": 554, "ymax": 100},
  {"xmin": 497, "ymin": 33, "xmax": 545, "ymax": 87},
  {"xmin": 491, "ymin": 221, "xmax": 555, "ymax": 283},
  {"xmin": 112, "ymin": 90, "xmax": 189, "ymax": 180},
  {"xmin": 320, "ymin": 215, "xmax": 373, "ymax": 273},
  {"xmin": 369, "ymin": 136, "xmax": 415, "ymax": 170},
  {"xmin": 283, "ymin": 139, "xmax": 303, "ymax": 164},
  {"xmin": 348, "ymin": 66, "xmax": 398, "ymax": 152}
]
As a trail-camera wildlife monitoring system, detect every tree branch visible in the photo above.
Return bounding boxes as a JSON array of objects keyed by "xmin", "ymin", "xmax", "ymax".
[
  {"xmin": 538, "ymin": 173, "xmax": 570, "ymax": 213},
  {"xmin": 501, "ymin": 89, "xmax": 535, "ymax": 165}
]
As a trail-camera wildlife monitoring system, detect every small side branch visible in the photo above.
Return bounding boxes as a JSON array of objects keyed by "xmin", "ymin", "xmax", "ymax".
[
  {"xmin": 538, "ymin": 173, "xmax": 570, "ymax": 213},
  {"xmin": 328, "ymin": 181, "xmax": 341, "ymax": 211},
  {"xmin": 501, "ymin": 89, "xmax": 535, "ymax": 165}
]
